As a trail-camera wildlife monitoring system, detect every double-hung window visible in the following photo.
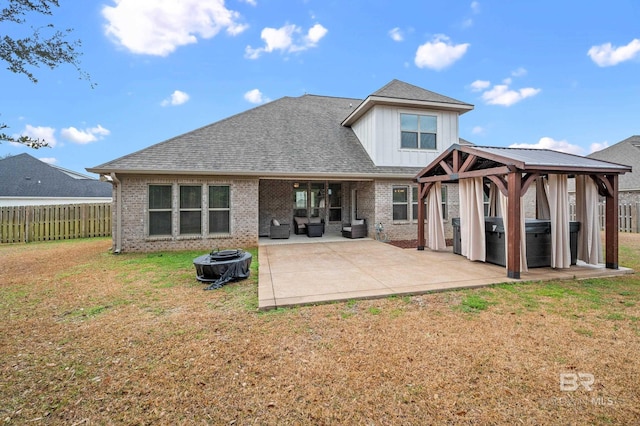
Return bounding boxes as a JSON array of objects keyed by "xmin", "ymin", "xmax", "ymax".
[
  {"xmin": 397, "ymin": 185, "xmax": 448, "ymax": 223},
  {"xmin": 180, "ymin": 186, "xmax": 202, "ymax": 235},
  {"xmin": 209, "ymin": 186, "xmax": 230, "ymax": 234},
  {"xmin": 400, "ymin": 113, "xmax": 437, "ymax": 150},
  {"xmin": 392, "ymin": 186, "xmax": 409, "ymax": 221},
  {"xmin": 149, "ymin": 185, "xmax": 172, "ymax": 236}
]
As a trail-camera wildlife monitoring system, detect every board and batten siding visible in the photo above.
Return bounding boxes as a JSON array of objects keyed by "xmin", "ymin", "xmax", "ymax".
[{"xmin": 351, "ymin": 105, "xmax": 460, "ymax": 167}]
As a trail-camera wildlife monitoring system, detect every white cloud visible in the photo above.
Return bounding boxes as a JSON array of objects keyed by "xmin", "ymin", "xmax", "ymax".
[
  {"xmin": 509, "ymin": 137, "xmax": 584, "ymax": 155},
  {"xmin": 389, "ymin": 27, "xmax": 403, "ymax": 42},
  {"xmin": 14, "ymin": 125, "xmax": 57, "ymax": 147},
  {"xmin": 471, "ymin": 126, "xmax": 485, "ymax": 135},
  {"xmin": 511, "ymin": 67, "xmax": 527, "ymax": 77},
  {"xmin": 240, "ymin": 0, "xmax": 257, "ymax": 5},
  {"xmin": 470, "ymin": 80, "xmax": 491, "ymax": 91},
  {"xmin": 471, "ymin": 1, "xmax": 480, "ymax": 14},
  {"xmin": 244, "ymin": 89, "xmax": 268, "ymax": 104},
  {"xmin": 589, "ymin": 141, "xmax": 609, "ymax": 153},
  {"xmin": 414, "ymin": 34, "xmax": 469, "ymax": 71},
  {"xmin": 245, "ymin": 23, "xmax": 327, "ymax": 59},
  {"xmin": 61, "ymin": 125, "xmax": 111, "ymax": 144},
  {"xmin": 588, "ymin": 38, "xmax": 640, "ymax": 67},
  {"xmin": 482, "ymin": 85, "xmax": 540, "ymax": 106},
  {"xmin": 161, "ymin": 90, "xmax": 190, "ymax": 107},
  {"xmin": 102, "ymin": 0, "xmax": 248, "ymax": 56},
  {"xmin": 39, "ymin": 157, "xmax": 57, "ymax": 165}
]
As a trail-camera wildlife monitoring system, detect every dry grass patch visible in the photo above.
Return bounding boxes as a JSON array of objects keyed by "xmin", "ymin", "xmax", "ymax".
[{"xmin": 1, "ymin": 236, "xmax": 639, "ymax": 424}]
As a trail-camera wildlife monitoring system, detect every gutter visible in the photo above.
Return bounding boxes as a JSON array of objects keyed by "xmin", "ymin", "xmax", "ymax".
[{"xmin": 110, "ymin": 172, "xmax": 122, "ymax": 254}]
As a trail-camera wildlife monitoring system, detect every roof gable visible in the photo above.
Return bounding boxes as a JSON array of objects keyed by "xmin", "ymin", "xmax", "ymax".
[
  {"xmin": 342, "ymin": 79, "xmax": 473, "ymax": 126},
  {"xmin": 372, "ymin": 79, "xmax": 470, "ymax": 105}
]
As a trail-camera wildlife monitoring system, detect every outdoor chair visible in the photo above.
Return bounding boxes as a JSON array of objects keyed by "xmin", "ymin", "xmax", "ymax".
[
  {"xmin": 269, "ymin": 219, "xmax": 290, "ymax": 239},
  {"xmin": 342, "ymin": 218, "xmax": 367, "ymax": 239}
]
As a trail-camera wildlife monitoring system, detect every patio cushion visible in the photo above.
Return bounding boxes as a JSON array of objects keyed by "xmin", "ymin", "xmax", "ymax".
[
  {"xmin": 272, "ymin": 219, "xmax": 280, "ymax": 226},
  {"xmin": 353, "ymin": 219, "xmax": 364, "ymax": 225},
  {"xmin": 309, "ymin": 217, "xmax": 322, "ymax": 223}
]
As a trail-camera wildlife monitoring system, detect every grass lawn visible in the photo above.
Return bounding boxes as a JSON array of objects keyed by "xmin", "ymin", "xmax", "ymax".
[{"xmin": 1, "ymin": 235, "xmax": 639, "ymax": 424}]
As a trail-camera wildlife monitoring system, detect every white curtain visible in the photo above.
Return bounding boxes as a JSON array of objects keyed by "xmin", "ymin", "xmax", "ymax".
[
  {"xmin": 498, "ymin": 189, "xmax": 528, "ymax": 273},
  {"xmin": 548, "ymin": 174, "xmax": 571, "ymax": 268},
  {"xmin": 427, "ymin": 182, "xmax": 447, "ymax": 251},
  {"xmin": 536, "ymin": 177, "xmax": 550, "ymax": 220},
  {"xmin": 488, "ymin": 182, "xmax": 500, "ymax": 217},
  {"xmin": 459, "ymin": 177, "xmax": 485, "ymax": 261},
  {"xmin": 576, "ymin": 175, "xmax": 603, "ymax": 265}
]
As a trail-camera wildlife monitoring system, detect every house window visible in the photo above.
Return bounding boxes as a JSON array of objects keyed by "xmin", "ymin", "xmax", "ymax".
[
  {"xmin": 209, "ymin": 185, "xmax": 230, "ymax": 234},
  {"xmin": 400, "ymin": 113, "xmax": 437, "ymax": 150},
  {"xmin": 412, "ymin": 186, "xmax": 425, "ymax": 221},
  {"xmin": 408, "ymin": 185, "xmax": 448, "ymax": 222},
  {"xmin": 180, "ymin": 185, "xmax": 202, "ymax": 235},
  {"xmin": 393, "ymin": 186, "xmax": 409, "ymax": 221},
  {"xmin": 149, "ymin": 185, "xmax": 172, "ymax": 236},
  {"xmin": 328, "ymin": 183, "xmax": 342, "ymax": 222}
]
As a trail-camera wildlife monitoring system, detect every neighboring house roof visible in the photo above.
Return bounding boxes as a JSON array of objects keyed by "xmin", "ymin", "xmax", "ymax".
[
  {"xmin": 88, "ymin": 87, "xmax": 447, "ymax": 179},
  {"xmin": 342, "ymin": 79, "xmax": 473, "ymax": 126},
  {"xmin": 587, "ymin": 135, "xmax": 639, "ymax": 190},
  {"xmin": 0, "ymin": 153, "xmax": 112, "ymax": 198}
]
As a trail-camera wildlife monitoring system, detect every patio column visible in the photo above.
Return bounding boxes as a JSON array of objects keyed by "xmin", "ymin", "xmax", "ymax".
[
  {"xmin": 605, "ymin": 174, "xmax": 619, "ymax": 269},
  {"xmin": 506, "ymin": 172, "xmax": 522, "ymax": 279}
]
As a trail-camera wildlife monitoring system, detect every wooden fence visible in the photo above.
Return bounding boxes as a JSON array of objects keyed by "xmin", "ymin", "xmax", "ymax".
[
  {"xmin": 569, "ymin": 202, "xmax": 640, "ymax": 233},
  {"xmin": 0, "ymin": 203, "xmax": 111, "ymax": 244}
]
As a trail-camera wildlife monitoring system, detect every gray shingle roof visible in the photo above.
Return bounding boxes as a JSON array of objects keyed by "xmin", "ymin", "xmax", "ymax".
[
  {"xmin": 0, "ymin": 153, "xmax": 112, "ymax": 198},
  {"xmin": 587, "ymin": 135, "xmax": 639, "ymax": 190},
  {"xmin": 372, "ymin": 79, "xmax": 471, "ymax": 106},
  {"xmin": 88, "ymin": 92, "xmax": 423, "ymax": 178}
]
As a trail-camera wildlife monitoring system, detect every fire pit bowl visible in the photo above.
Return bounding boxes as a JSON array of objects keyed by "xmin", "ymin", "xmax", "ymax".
[{"xmin": 193, "ymin": 249, "xmax": 252, "ymax": 290}]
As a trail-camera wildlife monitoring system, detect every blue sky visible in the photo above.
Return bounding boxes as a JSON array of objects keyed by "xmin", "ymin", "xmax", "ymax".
[{"xmin": 1, "ymin": 0, "xmax": 639, "ymax": 175}]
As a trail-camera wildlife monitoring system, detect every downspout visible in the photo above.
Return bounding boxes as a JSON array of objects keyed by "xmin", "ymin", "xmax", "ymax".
[{"xmin": 110, "ymin": 172, "xmax": 122, "ymax": 254}]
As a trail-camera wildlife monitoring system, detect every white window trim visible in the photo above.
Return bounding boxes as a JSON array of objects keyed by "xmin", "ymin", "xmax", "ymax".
[
  {"xmin": 399, "ymin": 112, "xmax": 439, "ymax": 151},
  {"xmin": 208, "ymin": 185, "xmax": 231, "ymax": 235}
]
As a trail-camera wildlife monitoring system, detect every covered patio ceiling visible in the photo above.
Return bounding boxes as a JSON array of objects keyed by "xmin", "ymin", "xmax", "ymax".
[{"xmin": 414, "ymin": 144, "xmax": 632, "ymax": 279}]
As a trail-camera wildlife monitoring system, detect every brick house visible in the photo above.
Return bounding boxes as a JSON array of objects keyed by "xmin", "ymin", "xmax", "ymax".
[{"xmin": 87, "ymin": 80, "xmax": 475, "ymax": 253}]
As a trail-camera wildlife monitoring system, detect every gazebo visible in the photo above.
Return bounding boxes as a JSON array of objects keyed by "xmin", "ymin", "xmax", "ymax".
[{"xmin": 415, "ymin": 145, "xmax": 632, "ymax": 279}]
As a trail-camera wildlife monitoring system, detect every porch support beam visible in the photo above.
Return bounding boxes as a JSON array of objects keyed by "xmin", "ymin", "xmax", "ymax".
[
  {"xmin": 417, "ymin": 166, "xmax": 512, "ymax": 184},
  {"xmin": 605, "ymin": 174, "xmax": 619, "ymax": 269},
  {"xmin": 506, "ymin": 172, "xmax": 522, "ymax": 279}
]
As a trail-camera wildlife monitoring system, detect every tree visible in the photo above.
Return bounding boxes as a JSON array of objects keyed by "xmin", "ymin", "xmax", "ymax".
[{"xmin": 1, "ymin": 0, "xmax": 90, "ymax": 148}]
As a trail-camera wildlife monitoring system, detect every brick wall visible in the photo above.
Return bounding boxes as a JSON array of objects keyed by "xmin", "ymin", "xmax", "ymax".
[
  {"xmin": 259, "ymin": 180, "xmax": 291, "ymax": 236},
  {"xmin": 115, "ymin": 174, "xmax": 258, "ymax": 252}
]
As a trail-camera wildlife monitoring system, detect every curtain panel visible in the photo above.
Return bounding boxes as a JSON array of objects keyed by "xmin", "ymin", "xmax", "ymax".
[
  {"xmin": 459, "ymin": 177, "xmax": 485, "ymax": 261},
  {"xmin": 427, "ymin": 182, "xmax": 447, "ymax": 251},
  {"xmin": 575, "ymin": 175, "xmax": 602, "ymax": 265},
  {"xmin": 548, "ymin": 174, "xmax": 571, "ymax": 268}
]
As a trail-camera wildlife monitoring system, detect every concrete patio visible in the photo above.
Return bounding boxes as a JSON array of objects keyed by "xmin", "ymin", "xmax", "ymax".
[{"xmin": 257, "ymin": 238, "xmax": 634, "ymax": 310}]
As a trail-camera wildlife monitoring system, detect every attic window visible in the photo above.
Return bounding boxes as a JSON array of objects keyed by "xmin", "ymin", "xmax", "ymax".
[{"xmin": 401, "ymin": 113, "xmax": 437, "ymax": 150}]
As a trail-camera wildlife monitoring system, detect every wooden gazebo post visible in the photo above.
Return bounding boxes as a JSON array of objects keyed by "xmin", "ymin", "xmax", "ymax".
[
  {"xmin": 506, "ymin": 171, "xmax": 522, "ymax": 279},
  {"xmin": 605, "ymin": 174, "xmax": 619, "ymax": 269}
]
